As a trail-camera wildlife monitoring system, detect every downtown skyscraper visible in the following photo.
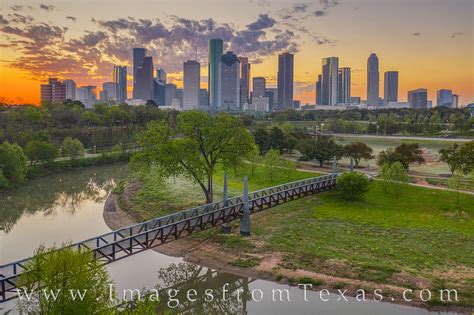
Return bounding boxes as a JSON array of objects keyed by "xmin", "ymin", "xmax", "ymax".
[
  {"xmin": 384, "ymin": 71, "xmax": 398, "ymax": 105},
  {"xmin": 218, "ymin": 51, "xmax": 240, "ymax": 111},
  {"xmin": 437, "ymin": 89, "xmax": 453, "ymax": 107},
  {"xmin": 132, "ymin": 48, "xmax": 146, "ymax": 99},
  {"xmin": 239, "ymin": 57, "xmax": 251, "ymax": 107},
  {"xmin": 338, "ymin": 67, "xmax": 351, "ymax": 104},
  {"xmin": 321, "ymin": 57, "xmax": 338, "ymax": 105},
  {"xmin": 135, "ymin": 55, "xmax": 154, "ymax": 101},
  {"xmin": 367, "ymin": 53, "xmax": 380, "ymax": 106},
  {"xmin": 183, "ymin": 60, "xmax": 200, "ymax": 110},
  {"xmin": 208, "ymin": 39, "xmax": 224, "ymax": 109},
  {"xmin": 113, "ymin": 65, "xmax": 127, "ymax": 103},
  {"xmin": 277, "ymin": 52, "xmax": 294, "ymax": 110}
]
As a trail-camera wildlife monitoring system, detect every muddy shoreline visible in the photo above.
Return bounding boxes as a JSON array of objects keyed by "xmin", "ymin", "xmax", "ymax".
[{"xmin": 103, "ymin": 183, "xmax": 472, "ymax": 314}]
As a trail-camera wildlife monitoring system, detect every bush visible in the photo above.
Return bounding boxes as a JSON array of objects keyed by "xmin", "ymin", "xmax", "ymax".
[
  {"xmin": 0, "ymin": 169, "xmax": 9, "ymax": 189},
  {"xmin": 0, "ymin": 141, "xmax": 27, "ymax": 186},
  {"xmin": 61, "ymin": 137, "xmax": 85, "ymax": 159},
  {"xmin": 337, "ymin": 171, "xmax": 369, "ymax": 201},
  {"xmin": 380, "ymin": 162, "xmax": 409, "ymax": 198},
  {"xmin": 24, "ymin": 140, "xmax": 59, "ymax": 164}
]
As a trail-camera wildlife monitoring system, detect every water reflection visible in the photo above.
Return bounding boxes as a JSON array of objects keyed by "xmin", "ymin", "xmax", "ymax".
[{"xmin": 0, "ymin": 163, "xmax": 128, "ymax": 233}]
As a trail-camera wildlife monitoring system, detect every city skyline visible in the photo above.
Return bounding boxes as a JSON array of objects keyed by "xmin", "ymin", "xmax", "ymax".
[{"xmin": 0, "ymin": 0, "xmax": 472, "ymax": 105}]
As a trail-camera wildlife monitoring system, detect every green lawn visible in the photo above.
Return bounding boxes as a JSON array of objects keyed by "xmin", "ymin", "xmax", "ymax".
[{"xmin": 126, "ymin": 163, "xmax": 319, "ymax": 220}]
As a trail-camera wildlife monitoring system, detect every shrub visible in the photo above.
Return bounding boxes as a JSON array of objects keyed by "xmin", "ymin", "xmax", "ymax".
[
  {"xmin": 380, "ymin": 162, "xmax": 409, "ymax": 198},
  {"xmin": 337, "ymin": 171, "xmax": 369, "ymax": 201}
]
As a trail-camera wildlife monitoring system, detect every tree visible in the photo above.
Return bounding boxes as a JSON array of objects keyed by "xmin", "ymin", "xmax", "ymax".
[
  {"xmin": 380, "ymin": 162, "xmax": 409, "ymax": 198},
  {"xmin": 246, "ymin": 145, "xmax": 261, "ymax": 177},
  {"xmin": 343, "ymin": 142, "xmax": 373, "ymax": 168},
  {"xmin": 133, "ymin": 111, "xmax": 254, "ymax": 203},
  {"xmin": 24, "ymin": 140, "xmax": 59, "ymax": 165},
  {"xmin": 17, "ymin": 245, "xmax": 114, "ymax": 314},
  {"xmin": 263, "ymin": 149, "xmax": 283, "ymax": 183},
  {"xmin": 448, "ymin": 174, "xmax": 462, "ymax": 208},
  {"xmin": 337, "ymin": 172, "xmax": 369, "ymax": 201},
  {"xmin": 298, "ymin": 136, "xmax": 343, "ymax": 167},
  {"xmin": 62, "ymin": 137, "xmax": 85, "ymax": 159},
  {"xmin": 458, "ymin": 141, "xmax": 474, "ymax": 175},
  {"xmin": 268, "ymin": 127, "xmax": 286, "ymax": 153},
  {"xmin": 439, "ymin": 144, "xmax": 462, "ymax": 175},
  {"xmin": 253, "ymin": 128, "xmax": 269, "ymax": 155},
  {"xmin": 0, "ymin": 141, "xmax": 27, "ymax": 186},
  {"xmin": 377, "ymin": 148, "xmax": 409, "ymax": 170},
  {"xmin": 394, "ymin": 143, "xmax": 425, "ymax": 164}
]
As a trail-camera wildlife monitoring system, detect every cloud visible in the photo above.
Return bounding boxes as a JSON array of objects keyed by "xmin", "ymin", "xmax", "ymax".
[
  {"xmin": 292, "ymin": 3, "xmax": 308, "ymax": 13},
  {"xmin": 66, "ymin": 16, "xmax": 77, "ymax": 22},
  {"xmin": 413, "ymin": 32, "xmax": 421, "ymax": 36},
  {"xmin": 314, "ymin": 10, "xmax": 327, "ymax": 17},
  {"xmin": 246, "ymin": 14, "xmax": 276, "ymax": 31},
  {"xmin": 39, "ymin": 4, "xmax": 54, "ymax": 12},
  {"xmin": 450, "ymin": 32, "xmax": 463, "ymax": 39}
]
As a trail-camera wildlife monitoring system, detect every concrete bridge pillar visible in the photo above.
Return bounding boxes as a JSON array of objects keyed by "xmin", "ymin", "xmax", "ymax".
[
  {"xmin": 221, "ymin": 173, "xmax": 231, "ymax": 234},
  {"xmin": 240, "ymin": 176, "xmax": 250, "ymax": 236},
  {"xmin": 349, "ymin": 158, "xmax": 354, "ymax": 172}
]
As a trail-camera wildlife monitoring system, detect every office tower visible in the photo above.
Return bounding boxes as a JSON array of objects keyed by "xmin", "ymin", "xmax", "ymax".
[
  {"xmin": 76, "ymin": 85, "xmax": 97, "ymax": 108},
  {"xmin": 239, "ymin": 57, "xmax": 251, "ymax": 107},
  {"xmin": 252, "ymin": 77, "xmax": 266, "ymax": 98},
  {"xmin": 113, "ymin": 66, "xmax": 127, "ymax": 102},
  {"xmin": 277, "ymin": 52, "xmax": 294, "ymax": 110},
  {"xmin": 176, "ymin": 88, "xmax": 183, "ymax": 107},
  {"xmin": 338, "ymin": 67, "xmax": 351, "ymax": 104},
  {"xmin": 208, "ymin": 39, "xmax": 224, "ymax": 109},
  {"xmin": 199, "ymin": 89, "xmax": 209, "ymax": 108},
  {"xmin": 183, "ymin": 60, "xmax": 201, "ymax": 110},
  {"xmin": 135, "ymin": 56, "xmax": 154, "ymax": 101},
  {"xmin": 64, "ymin": 79, "xmax": 76, "ymax": 100},
  {"xmin": 437, "ymin": 89, "xmax": 453, "ymax": 107},
  {"xmin": 367, "ymin": 53, "xmax": 379, "ymax": 106},
  {"xmin": 153, "ymin": 79, "xmax": 166, "ymax": 105},
  {"xmin": 165, "ymin": 83, "xmax": 177, "ymax": 106},
  {"xmin": 101, "ymin": 82, "xmax": 118, "ymax": 101},
  {"xmin": 156, "ymin": 68, "xmax": 167, "ymax": 84},
  {"xmin": 384, "ymin": 71, "xmax": 398, "ymax": 105},
  {"xmin": 40, "ymin": 78, "xmax": 67, "ymax": 103},
  {"xmin": 408, "ymin": 89, "xmax": 428, "ymax": 109},
  {"xmin": 315, "ymin": 75, "xmax": 322, "ymax": 105},
  {"xmin": 321, "ymin": 57, "xmax": 338, "ymax": 105},
  {"xmin": 293, "ymin": 100, "xmax": 301, "ymax": 109},
  {"xmin": 351, "ymin": 97, "xmax": 361, "ymax": 104},
  {"xmin": 218, "ymin": 51, "xmax": 240, "ymax": 111},
  {"xmin": 132, "ymin": 48, "xmax": 146, "ymax": 99},
  {"xmin": 452, "ymin": 94, "xmax": 459, "ymax": 108},
  {"xmin": 265, "ymin": 88, "xmax": 277, "ymax": 111}
]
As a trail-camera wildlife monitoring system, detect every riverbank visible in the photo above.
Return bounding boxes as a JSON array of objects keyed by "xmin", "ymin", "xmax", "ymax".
[{"xmin": 103, "ymin": 179, "xmax": 474, "ymax": 314}]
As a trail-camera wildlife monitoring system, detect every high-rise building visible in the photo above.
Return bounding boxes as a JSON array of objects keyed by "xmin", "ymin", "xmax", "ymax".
[
  {"xmin": 64, "ymin": 79, "xmax": 76, "ymax": 100},
  {"xmin": 321, "ymin": 57, "xmax": 338, "ymax": 105},
  {"xmin": 183, "ymin": 60, "xmax": 201, "ymax": 110},
  {"xmin": 76, "ymin": 85, "xmax": 97, "ymax": 108},
  {"xmin": 383, "ymin": 71, "xmax": 398, "ymax": 105},
  {"xmin": 367, "ymin": 53, "xmax": 380, "ymax": 106},
  {"xmin": 165, "ymin": 83, "xmax": 177, "ymax": 106},
  {"xmin": 452, "ymin": 94, "xmax": 459, "ymax": 108},
  {"xmin": 132, "ymin": 48, "xmax": 146, "ymax": 99},
  {"xmin": 156, "ymin": 68, "xmax": 167, "ymax": 84},
  {"xmin": 265, "ymin": 88, "xmax": 277, "ymax": 111},
  {"xmin": 437, "ymin": 89, "xmax": 453, "ymax": 107},
  {"xmin": 208, "ymin": 39, "xmax": 224, "ymax": 109},
  {"xmin": 408, "ymin": 88, "xmax": 428, "ymax": 109},
  {"xmin": 218, "ymin": 51, "xmax": 240, "ymax": 111},
  {"xmin": 135, "ymin": 56, "xmax": 154, "ymax": 101},
  {"xmin": 153, "ymin": 79, "xmax": 166, "ymax": 105},
  {"xmin": 239, "ymin": 57, "xmax": 251, "ymax": 107},
  {"xmin": 113, "ymin": 66, "xmax": 127, "ymax": 102},
  {"xmin": 101, "ymin": 82, "xmax": 118, "ymax": 101},
  {"xmin": 252, "ymin": 77, "xmax": 266, "ymax": 98},
  {"xmin": 338, "ymin": 67, "xmax": 351, "ymax": 104},
  {"xmin": 199, "ymin": 89, "xmax": 209, "ymax": 108},
  {"xmin": 277, "ymin": 52, "xmax": 294, "ymax": 110},
  {"xmin": 41, "ymin": 78, "xmax": 67, "ymax": 103},
  {"xmin": 315, "ymin": 75, "xmax": 322, "ymax": 105}
]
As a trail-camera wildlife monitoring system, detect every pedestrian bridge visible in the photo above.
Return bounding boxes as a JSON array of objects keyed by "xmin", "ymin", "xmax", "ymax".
[{"xmin": 0, "ymin": 173, "xmax": 337, "ymax": 302}]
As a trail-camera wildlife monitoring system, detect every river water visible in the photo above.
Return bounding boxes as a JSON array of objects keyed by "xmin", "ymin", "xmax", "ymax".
[{"xmin": 0, "ymin": 164, "xmax": 461, "ymax": 314}]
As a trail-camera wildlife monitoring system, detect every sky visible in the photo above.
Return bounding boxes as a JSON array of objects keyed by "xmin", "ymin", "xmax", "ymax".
[{"xmin": 0, "ymin": 0, "xmax": 473, "ymax": 105}]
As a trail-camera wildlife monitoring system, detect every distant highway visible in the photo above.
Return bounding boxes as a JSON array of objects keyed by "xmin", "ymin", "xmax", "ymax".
[{"xmin": 331, "ymin": 133, "xmax": 472, "ymax": 142}]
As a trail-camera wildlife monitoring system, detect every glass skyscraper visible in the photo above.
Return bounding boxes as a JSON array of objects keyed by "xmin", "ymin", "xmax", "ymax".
[
  {"xmin": 367, "ymin": 53, "xmax": 380, "ymax": 106},
  {"xmin": 437, "ymin": 89, "xmax": 453, "ymax": 107},
  {"xmin": 321, "ymin": 57, "xmax": 338, "ymax": 105},
  {"xmin": 208, "ymin": 39, "xmax": 224, "ymax": 109},
  {"xmin": 384, "ymin": 71, "xmax": 398, "ymax": 105},
  {"xmin": 132, "ymin": 48, "xmax": 146, "ymax": 99},
  {"xmin": 113, "ymin": 65, "xmax": 127, "ymax": 103},
  {"xmin": 277, "ymin": 52, "xmax": 294, "ymax": 110}
]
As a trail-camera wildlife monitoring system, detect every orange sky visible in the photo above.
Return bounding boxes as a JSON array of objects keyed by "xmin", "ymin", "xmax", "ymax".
[{"xmin": 1, "ymin": 0, "xmax": 472, "ymax": 106}]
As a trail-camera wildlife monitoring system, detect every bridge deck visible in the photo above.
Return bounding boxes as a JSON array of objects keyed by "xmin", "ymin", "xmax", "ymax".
[{"xmin": 0, "ymin": 174, "xmax": 337, "ymax": 302}]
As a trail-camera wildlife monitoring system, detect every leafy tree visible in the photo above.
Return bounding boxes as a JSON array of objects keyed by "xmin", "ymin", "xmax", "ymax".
[
  {"xmin": 24, "ymin": 140, "xmax": 59, "ymax": 165},
  {"xmin": 377, "ymin": 148, "xmax": 409, "ymax": 170},
  {"xmin": 253, "ymin": 128, "xmax": 270, "ymax": 155},
  {"xmin": 62, "ymin": 137, "xmax": 85, "ymax": 159},
  {"xmin": 298, "ymin": 136, "xmax": 343, "ymax": 167},
  {"xmin": 263, "ymin": 149, "xmax": 283, "ymax": 183},
  {"xmin": 394, "ymin": 143, "xmax": 425, "ymax": 164},
  {"xmin": 0, "ymin": 169, "xmax": 9, "ymax": 189},
  {"xmin": 439, "ymin": 144, "xmax": 462, "ymax": 175},
  {"xmin": 0, "ymin": 141, "xmax": 27, "ymax": 186},
  {"xmin": 380, "ymin": 162, "xmax": 409, "ymax": 198},
  {"xmin": 337, "ymin": 171, "xmax": 369, "ymax": 201},
  {"xmin": 448, "ymin": 174, "xmax": 463, "ymax": 208},
  {"xmin": 458, "ymin": 141, "xmax": 474, "ymax": 175},
  {"xmin": 268, "ymin": 127, "xmax": 286, "ymax": 153},
  {"xmin": 17, "ymin": 245, "xmax": 114, "ymax": 314},
  {"xmin": 246, "ymin": 145, "xmax": 261, "ymax": 176},
  {"xmin": 133, "ymin": 111, "xmax": 254, "ymax": 203},
  {"xmin": 343, "ymin": 142, "xmax": 373, "ymax": 168},
  {"xmin": 283, "ymin": 134, "xmax": 298, "ymax": 155}
]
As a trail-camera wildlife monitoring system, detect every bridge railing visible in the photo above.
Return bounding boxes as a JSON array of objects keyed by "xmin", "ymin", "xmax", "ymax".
[{"xmin": 0, "ymin": 173, "xmax": 337, "ymax": 288}]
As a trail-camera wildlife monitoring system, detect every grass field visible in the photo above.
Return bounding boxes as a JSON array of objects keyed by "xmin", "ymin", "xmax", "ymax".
[
  {"xmin": 127, "ymin": 163, "xmax": 320, "ymax": 220},
  {"xmin": 195, "ymin": 181, "xmax": 474, "ymax": 307}
]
